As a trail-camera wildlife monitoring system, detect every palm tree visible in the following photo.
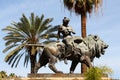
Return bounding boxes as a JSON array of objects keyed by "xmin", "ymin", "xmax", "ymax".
[
  {"xmin": 2, "ymin": 13, "xmax": 58, "ymax": 73},
  {"xmin": 63, "ymin": 0, "xmax": 102, "ymax": 73}
]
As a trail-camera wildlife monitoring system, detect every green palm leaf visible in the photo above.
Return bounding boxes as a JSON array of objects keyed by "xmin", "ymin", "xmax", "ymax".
[
  {"xmin": 43, "ymin": 40, "xmax": 56, "ymax": 44},
  {"xmin": 5, "ymin": 44, "xmax": 24, "ymax": 62},
  {"xmin": 45, "ymin": 25, "xmax": 59, "ymax": 34},
  {"xmin": 3, "ymin": 44, "xmax": 18, "ymax": 53},
  {"xmin": 24, "ymin": 52, "xmax": 30, "ymax": 68},
  {"xmin": 11, "ymin": 54, "xmax": 22, "ymax": 68},
  {"xmin": 14, "ymin": 53, "xmax": 24, "ymax": 68}
]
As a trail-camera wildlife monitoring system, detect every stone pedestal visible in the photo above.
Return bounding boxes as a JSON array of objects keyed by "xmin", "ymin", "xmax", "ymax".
[
  {"xmin": 26, "ymin": 73, "xmax": 111, "ymax": 80},
  {"xmin": 28, "ymin": 73, "xmax": 83, "ymax": 80}
]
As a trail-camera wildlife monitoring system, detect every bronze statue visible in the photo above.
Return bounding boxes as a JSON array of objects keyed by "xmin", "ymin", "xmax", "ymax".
[
  {"xmin": 34, "ymin": 34, "xmax": 108, "ymax": 74},
  {"xmin": 57, "ymin": 17, "xmax": 76, "ymax": 64},
  {"xmin": 34, "ymin": 17, "xmax": 108, "ymax": 74}
]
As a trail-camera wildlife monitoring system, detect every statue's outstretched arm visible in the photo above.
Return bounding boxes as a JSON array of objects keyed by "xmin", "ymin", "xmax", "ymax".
[
  {"xmin": 71, "ymin": 27, "xmax": 76, "ymax": 34},
  {"xmin": 72, "ymin": 31, "xmax": 76, "ymax": 34}
]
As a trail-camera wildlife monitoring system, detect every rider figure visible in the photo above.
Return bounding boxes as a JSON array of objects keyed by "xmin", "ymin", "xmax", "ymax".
[{"xmin": 57, "ymin": 17, "xmax": 75, "ymax": 64}]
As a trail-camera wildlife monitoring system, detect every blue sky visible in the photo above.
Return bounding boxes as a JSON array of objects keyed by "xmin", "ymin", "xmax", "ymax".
[{"xmin": 0, "ymin": 0, "xmax": 120, "ymax": 79}]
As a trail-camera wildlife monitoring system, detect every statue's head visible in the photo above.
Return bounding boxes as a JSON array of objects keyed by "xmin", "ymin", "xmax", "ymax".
[{"xmin": 63, "ymin": 17, "xmax": 70, "ymax": 25}]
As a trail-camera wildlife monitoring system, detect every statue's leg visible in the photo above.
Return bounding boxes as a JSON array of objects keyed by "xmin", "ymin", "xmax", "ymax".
[
  {"xmin": 70, "ymin": 61, "xmax": 79, "ymax": 73},
  {"xmin": 64, "ymin": 44, "xmax": 73, "ymax": 64}
]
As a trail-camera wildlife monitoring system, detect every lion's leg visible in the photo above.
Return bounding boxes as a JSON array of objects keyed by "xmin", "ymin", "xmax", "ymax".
[
  {"xmin": 34, "ymin": 49, "xmax": 49, "ymax": 74},
  {"xmin": 34, "ymin": 62, "xmax": 41, "ymax": 74},
  {"xmin": 70, "ymin": 61, "xmax": 79, "ymax": 73},
  {"xmin": 48, "ymin": 56, "xmax": 63, "ymax": 73},
  {"xmin": 84, "ymin": 56, "xmax": 92, "ymax": 68},
  {"xmin": 45, "ymin": 48, "xmax": 63, "ymax": 73}
]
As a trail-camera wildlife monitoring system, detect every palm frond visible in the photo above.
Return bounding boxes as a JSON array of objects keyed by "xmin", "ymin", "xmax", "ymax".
[
  {"xmin": 22, "ymin": 14, "xmax": 31, "ymax": 29},
  {"xmin": 64, "ymin": 0, "xmax": 74, "ymax": 10},
  {"xmin": 5, "ymin": 44, "xmax": 24, "ymax": 62},
  {"xmin": 42, "ymin": 40, "xmax": 56, "ymax": 44},
  {"xmin": 24, "ymin": 52, "xmax": 30, "ymax": 67},
  {"xmin": 44, "ymin": 25, "xmax": 59, "ymax": 34},
  {"xmin": 2, "ymin": 26, "xmax": 20, "ymax": 33},
  {"xmin": 30, "ymin": 13, "xmax": 35, "ymax": 29},
  {"xmin": 8, "ymin": 53, "xmax": 24, "ymax": 68},
  {"xmin": 4, "ymin": 39, "xmax": 21, "ymax": 46},
  {"xmin": 3, "ymin": 26, "xmax": 29, "ymax": 40},
  {"xmin": 11, "ymin": 54, "xmax": 21, "ymax": 68},
  {"xmin": 41, "ymin": 18, "xmax": 53, "ymax": 28},
  {"xmin": 8, "ymin": 53, "xmax": 18, "ymax": 65},
  {"xmin": 36, "ymin": 14, "xmax": 44, "ymax": 34},
  {"xmin": 15, "ymin": 53, "xmax": 24, "ymax": 68},
  {"xmin": 34, "ymin": 16, "xmax": 41, "ymax": 31},
  {"xmin": 3, "ymin": 44, "xmax": 18, "ymax": 53},
  {"xmin": 63, "ymin": 0, "xmax": 102, "ymax": 15},
  {"xmin": 40, "ymin": 33, "xmax": 58, "ymax": 40},
  {"xmin": 38, "ymin": 18, "xmax": 53, "ymax": 35}
]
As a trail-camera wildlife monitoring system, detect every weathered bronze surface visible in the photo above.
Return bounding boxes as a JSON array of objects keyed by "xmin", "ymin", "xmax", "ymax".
[{"xmin": 34, "ymin": 17, "xmax": 108, "ymax": 74}]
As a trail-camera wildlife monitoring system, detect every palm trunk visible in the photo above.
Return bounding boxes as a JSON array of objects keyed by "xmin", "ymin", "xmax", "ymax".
[
  {"xmin": 81, "ymin": 12, "xmax": 87, "ymax": 74},
  {"xmin": 30, "ymin": 52, "xmax": 37, "ymax": 74}
]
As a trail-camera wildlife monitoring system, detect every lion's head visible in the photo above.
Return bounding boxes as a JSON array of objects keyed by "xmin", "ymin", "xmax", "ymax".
[{"xmin": 84, "ymin": 35, "xmax": 108, "ymax": 60}]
